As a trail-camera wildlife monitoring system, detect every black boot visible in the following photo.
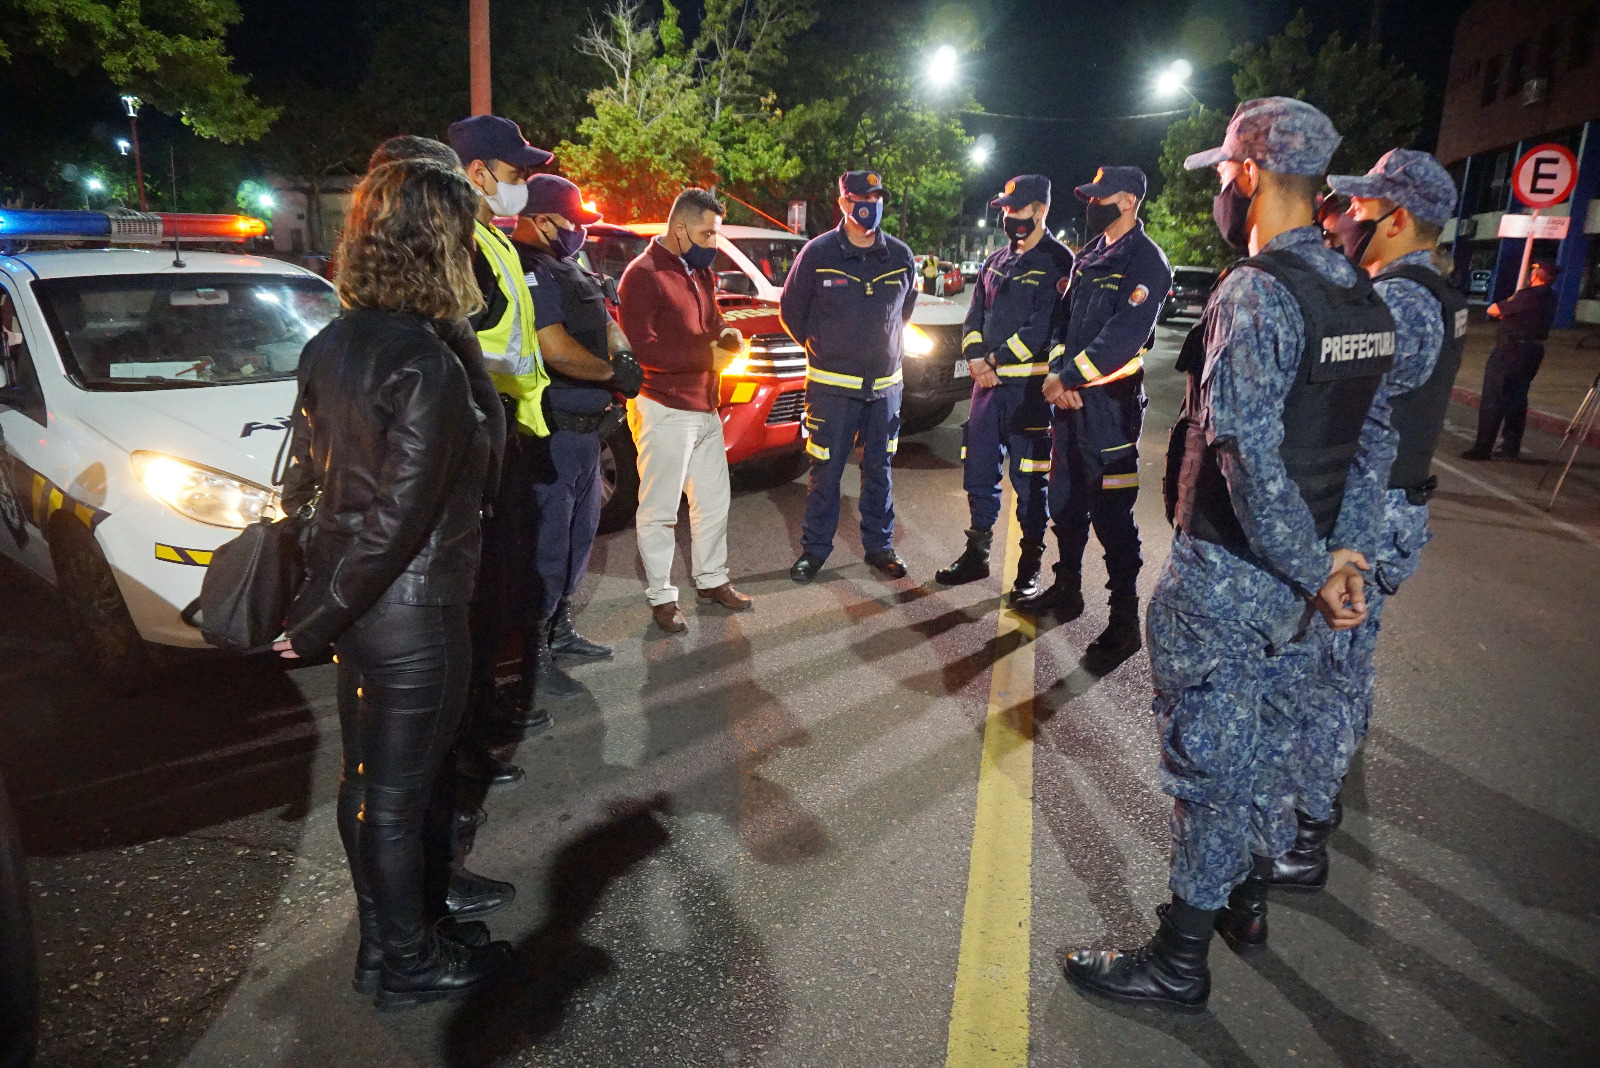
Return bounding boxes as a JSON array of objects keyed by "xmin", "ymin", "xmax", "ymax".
[
  {"xmin": 549, "ymin": 598, "xmax": 612, "ymax": 661},
  {"xmin": 1215, "ymin": 855, "xmax": 1273, "ymax": 955},
  {"xmin": 935, "ymin": 527, "xmax": 993, "ymax": 585},
  {"xmin": 375, "ymin": 929, "xmax": 511, "ymax": 1010},
  {"xmin": 470, "ymin": 683, "xmax": 551, "ymax": 737},
  {"xmin": 1267, "ymin": 809, "xmax": 1338, "ymax": 891},
  {"xmin": 1014, "ymin": 569, "xmax": 1083, "ymax": 620},
  {"xmin": 1009, "ymin": 539, "xmax": 1046, "ymax": 602},
  {"xmin": 526, "ymin": 621, "xmax": 583, "ymax": 700},
  {"xmin": 1063, "ymin": 901, "xmax": 1213, "ymax": 1013},
  {"xmin": 454, "ymin": 742, "xmax": 524, "ymax": 789},
  {"xmin": 446, "ymin": 869, "xmax": 515, "ymax": 917},
  {"xmin": 354, "ymin": 894, "xmax": 383, "ymax": 994},
  {"xmin": 1086, "ymin": 595, "xmax": 1142, "ymax": 664}
]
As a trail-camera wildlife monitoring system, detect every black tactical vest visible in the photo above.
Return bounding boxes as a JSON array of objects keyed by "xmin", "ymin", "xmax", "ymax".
[
  {"xmin": 539, "ymin": 253, "xmax": 615, "ymax": 409},
  {"xmin": 1172, "ymin": 250, "xmax": 1396, "ymax": 546},
  {"xmin": 1375, "ymin": 263, "xmax": 1467, "ymax": 491}
]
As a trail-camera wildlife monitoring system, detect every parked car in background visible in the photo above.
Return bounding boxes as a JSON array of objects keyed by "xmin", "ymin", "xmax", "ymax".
[
  {"xmin": 938, "ymin": 261, "xmax": 963, "ymax": 296},
  {"xmin": 1158, "ymin": 265, "xmax": 1221, "ymax": 324},
  {"xmin": 960, "ymin": 260, "xmax": 982, "ymax": 282},
  {"xmin": 1469, "ymin": 269, "xmax": 1492, "ymax": 299}
]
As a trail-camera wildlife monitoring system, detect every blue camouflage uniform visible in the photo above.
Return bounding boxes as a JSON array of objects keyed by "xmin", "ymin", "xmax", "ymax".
[
  {"xmin": 959, "ymin": 175, "xmax": 1073, "ymax": 544},
  {"xmin": 780, "ymin": 171, "xmax": 919, "ymax": 562},
  {"xmin": 1157, "ymin": 98, "xmax": 1393, "ymax": 910},
  {"xmin": 1290, "ymin": 151, "xmax": 1461, "ymax": 824},
  {"xmin": 1047, "ymin": 168, "xmax": 1171, "ymax": 602}
]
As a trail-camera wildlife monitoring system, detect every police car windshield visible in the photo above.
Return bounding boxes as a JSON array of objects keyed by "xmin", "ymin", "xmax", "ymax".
[
  {"xmin": 34, "ymin": 274, "xmax": 339, "ymax": 390},
  {"xmin": 731, "ymin": 238, "xmax": 803, "ymax": 287}
]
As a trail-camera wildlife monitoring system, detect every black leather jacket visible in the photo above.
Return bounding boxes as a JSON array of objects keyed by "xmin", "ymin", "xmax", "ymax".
[{"xmin": 282, "ymin": 309, "xmax": 490, "ymax": 657}]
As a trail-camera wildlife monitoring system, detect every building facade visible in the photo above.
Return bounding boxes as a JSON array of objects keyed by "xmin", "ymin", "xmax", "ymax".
[{"xmin": 1437, "ymin": 0, "xmax": 1600, "ymax": 325}]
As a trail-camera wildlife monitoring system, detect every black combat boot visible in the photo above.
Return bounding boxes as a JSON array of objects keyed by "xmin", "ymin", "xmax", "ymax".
[
  {"xmin": 548, "ymin": 598, "xmax": 612, "ymax": 661},
  {"xmin": 525, "ymin": 621, "xmax": 583, "ymax": 700},
  {"xmin": 353, "ymin": 894, "xmax": 383, "ymax": 994},
  {"xmin": 935, "ymin": 527, "xmax": 993, "ymax": 585},
  {"xmin": 1009, "ymin": 539, "xmax": 1046, "ymax": 602},
  {"xmin": 375, "ymin": 929, "xmax": 512, "ymax": 1010},
  {"xmin": 1267, "ymin": 808, "xmax": 1339, "ymax": 891},
  {"xmin": 446, "ymin": 869, "xmax": 515, "ymax": 917},
  {"xmin": 454, "ymin": 742, "xmax": 524, "ymax": 788},
  {"xmin": 1014, "ymin": 568, "xmax": 1084, "ymax": 620},
  {"xmin": 1062, "ymin": 900, "xmax": 1214, "ymax": 1013},
  {"xmin": 1215, "ymin": 855, "xmax": 1274, "ymax": 955},
  {"xmin": 469, "ymin": 682, "xmax": 550, "ymax": 736},
  {"xmin": 1085, "ymin": 595, "xmax": 1142, "ymax": 664}
]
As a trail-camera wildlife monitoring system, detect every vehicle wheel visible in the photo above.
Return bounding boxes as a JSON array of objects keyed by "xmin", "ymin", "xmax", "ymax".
[
  {"xmin": 900, "ymin": 401, "xmax": 956, "ymax": 436},
  {"xmin": 50, "ymin": 520, "xmax": 156, "ymax": 695},
  {"xmin": 0, "ymin": 772, "xmax": 38, "ymax": 1068},
  {"xmin": 597, "ymin": 423, "xmax": 640, "ymax": 535}
]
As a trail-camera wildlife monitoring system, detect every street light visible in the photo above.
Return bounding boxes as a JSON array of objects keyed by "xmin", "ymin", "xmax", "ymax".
[
  {"xmin": 82, "ymin": 175, "xmax": 104, "ymax": 209},
  {"xmin": 927, "ymin": 44, "xmax": 959, "ymax": 88},
  {"xmin": 257, "ymin": 192, "xmax": 276, "ymax": 211},
  {"xmin": 120, "ymin": 93, "xmax": 148, "ymax": 210},
  {"xmin": 116, "ymin": 139, "xmax": 130, "ymax": 156},
  {"xmin": 1155, "ymin": 59, "xmax": 1195, "ymax": 101},
  {"xmin": 969, "ymin": 143, "xmax": 991, "ymax": 167}
]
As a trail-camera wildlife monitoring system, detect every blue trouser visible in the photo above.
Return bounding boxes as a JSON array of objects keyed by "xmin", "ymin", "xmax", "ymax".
[
  {"xmin": 962, "ymin": 381, "xmax": 1052, "ymax": 540},
  {"xmin": 1046, "ymin": 417, "xmax": 1142, "ymax": 598},
  {"xmin": 520, "ymin": 428, "xmax": 603, "ymax": 625},
  {"xmin": 801, "ymin": 385, "xmax": 901, "ymax": 560},
  {"xmin": 1149, "ymin": 564, "xmax": 1318, "ymax": 909}
]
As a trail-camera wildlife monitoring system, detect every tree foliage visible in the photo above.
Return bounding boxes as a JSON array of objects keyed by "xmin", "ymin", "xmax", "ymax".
[
  {"xmin": 1146, "ymin": 10, "xmax": 1427, "ymax": 268},
  {"xmin": 0, "ymin": 0, "xmax": 277, "ymax": 141}
]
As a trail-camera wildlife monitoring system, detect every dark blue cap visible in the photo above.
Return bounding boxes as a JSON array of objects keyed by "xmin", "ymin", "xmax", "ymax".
[
  {"xmin": 1075, "ymin": 165, "xmax": 1147, "ymax": 201},
  {"xmin": 991, "ymin": 174, "xmax": 1051, "ymax": 209},
  {"xmin": 839, "ymin": 170, "xmax": 888, "ymax": 198},
  {"xmin": 1183, "ymin": 97, "xmax": 1340, "ymax": 176},
  {"xmin": 447, "ymin": 115, "xmax": 554, "ymax": 169},
  {"xmin": 520, "ymin": 174, "xmax": 602, "ymax": 223},
  {"xmin": 1328, "ymin": 149, "xmax": 1457, "ymax": 227}
]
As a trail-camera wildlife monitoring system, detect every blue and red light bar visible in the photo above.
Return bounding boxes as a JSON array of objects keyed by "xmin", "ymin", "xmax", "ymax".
[{"xmin": 0, "ymin": 209, "xmax": 267, "ymax": 243}]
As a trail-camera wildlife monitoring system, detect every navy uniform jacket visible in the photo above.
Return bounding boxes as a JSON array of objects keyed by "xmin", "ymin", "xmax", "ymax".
[
  {"xmin": 781, "ymin": 223, "xmax": 919, "ymax": 400},
  {"xmin": 961, "ymin": 233, "xmax": 1075, "ymax": 380},
  {"xmin": 1495, "ymin": 282, "xmax": 1558, "ymax": 342},
  {"xmin": 1048, "ymin": 218, "xmax": 1172, "ymax": 460}
]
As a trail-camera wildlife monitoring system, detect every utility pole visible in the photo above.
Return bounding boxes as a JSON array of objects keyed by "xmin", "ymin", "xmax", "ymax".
[
  {"xmin": 121, "ymin": 95, "xmax": 148, "ymax": 211},
  {"xmin": 470, "ymin": 0, "xmax": 491, "ymax": 116}
]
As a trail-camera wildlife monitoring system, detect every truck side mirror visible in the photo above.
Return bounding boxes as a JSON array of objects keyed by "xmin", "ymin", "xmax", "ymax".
[{"xmin": 716, "ymin": 271, "xmax": 754, "ymax": 296}]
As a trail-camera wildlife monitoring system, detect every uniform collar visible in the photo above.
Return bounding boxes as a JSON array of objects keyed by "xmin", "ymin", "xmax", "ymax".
[
  {"xmin": 1076, "ymin": 219, "xmax": 1144, "ymax": 269},
  {"xmin": 1388, "ymin": 249, "xmax": 1437, "ymax": 272},
  {"xmin": 1261, "ymin": 224, "xmax": 1326, "ymax": 255},
  {"xmin": 834, "ymin": 221, "xmax": 887, "ymax": 260}
]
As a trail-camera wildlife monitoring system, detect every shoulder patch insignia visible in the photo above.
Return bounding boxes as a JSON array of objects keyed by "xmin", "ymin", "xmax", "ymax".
[
  {"xmin": 1057, "ymin": 277, "xmax": 1069, "ymax": 295},
  {"xmin": 1128, "ymin": 284, "xmax": 1149, "ymax": 306},
  {"xmin": 1004, "ymin": 180, "xmax": 1016, "ymax": 195}
]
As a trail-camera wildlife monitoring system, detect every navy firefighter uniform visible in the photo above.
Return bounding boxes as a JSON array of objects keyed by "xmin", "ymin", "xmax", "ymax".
[
  {"xmin": 936, "ymin": 174, "xmax": 1074, "ymax": 600},
  {"xmin": 1024, "ymin": 166, "xmax": 1170, "ymax": 661},
  {"xmin": 781, "ymin": 170, "xmax": 920, "ymax": 583}
]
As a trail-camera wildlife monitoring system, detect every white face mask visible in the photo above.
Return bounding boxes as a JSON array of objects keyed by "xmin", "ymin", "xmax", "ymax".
[{"xmin": 482, "ymin": 178, "xmax": 527, "ymax": 217}]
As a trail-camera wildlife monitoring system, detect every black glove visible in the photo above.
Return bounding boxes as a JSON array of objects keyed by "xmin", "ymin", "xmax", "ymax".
[{"xmin": 610, "ymin": 349, "xmax": 644, "ymax": 399}]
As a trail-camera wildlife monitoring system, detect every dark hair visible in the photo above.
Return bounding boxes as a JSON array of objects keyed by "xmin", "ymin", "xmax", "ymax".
[
  {"xmin": 368, "ymin": 135, "xmax": 462, "ymax": 173},
  {"xmin": 1260, "ymin": 169, "xmax": 1325, "ymax": 203},
  {"xmin": 335, "ymin": 159, "xmax": 483, "ymax": 319},
  {"xmin": 1374, "ymin": 197, "xmax": 1444, "ymax": 244},
  {"xmin": 668, "ymin": 187, "xmax": 725, "ymax": 226}
]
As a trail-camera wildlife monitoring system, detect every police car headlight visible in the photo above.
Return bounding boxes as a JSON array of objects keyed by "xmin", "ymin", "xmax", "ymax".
[
  {"xmin": 903, "ymin": 324, "xmax": 935, "ymax": 357},
  {"xmin": 131, "ymin": 452, "xmax": 281, "ymax": 529}
]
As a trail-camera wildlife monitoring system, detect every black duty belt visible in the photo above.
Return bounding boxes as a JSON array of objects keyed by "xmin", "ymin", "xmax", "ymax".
[{"xmin": 548, "ymin": 407, "xmax": 613, "ymax": 434}]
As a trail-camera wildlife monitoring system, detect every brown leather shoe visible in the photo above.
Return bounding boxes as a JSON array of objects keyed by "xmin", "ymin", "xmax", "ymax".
[
  {"xmin": 696, "ymin": 582, "xmax": 753, "ymax": 611},
  {"xmin": 651, "ymin": 602, "xmax": 688, "ymax": 633}
]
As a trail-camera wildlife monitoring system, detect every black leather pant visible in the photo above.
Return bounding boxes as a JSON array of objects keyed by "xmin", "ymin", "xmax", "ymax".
[{"xmin": 335, "ymin": 600, "xmax": 470, "ymax": 952}]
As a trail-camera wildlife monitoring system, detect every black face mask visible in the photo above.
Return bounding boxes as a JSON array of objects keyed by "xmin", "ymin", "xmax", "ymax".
[
  {"xmin": 1085, "ymin": 201, "xmax": 1122, "ymax": 238},
  {"xmin": 1212, "ymin": 178, "xmax": 1253, "ymax": 250},
  {"xmin": 1002, "ymin": 213, "xmax": 1036, "ymax": 247},
  {"xmin": 1332, "ymin": 207, "xmax": 1399, "ymax": 267}
]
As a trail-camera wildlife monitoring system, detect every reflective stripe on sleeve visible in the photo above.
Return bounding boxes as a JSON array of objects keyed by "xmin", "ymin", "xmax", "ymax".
[
  {"xmin": 1101, "ymin": 471, "xmax": 1140, "ymax": 490},
  {"xmin": 963, "ymin": 331, "xmax": 984, "ymax": 348},
  {"xmin": 996, "ymin": 362, "xmax": 1050, "ymax": 377},
  {"xmin": 1006, "ymin": 335, "xmax": 1032, "ymax": 361},
  {"xmin": 1073, "ymin": 350, "xmax": 1102, "ymax": 381},
  {"xmin": 1084, "ymin": 354, "xmax": 1144, "ymax": 388}
]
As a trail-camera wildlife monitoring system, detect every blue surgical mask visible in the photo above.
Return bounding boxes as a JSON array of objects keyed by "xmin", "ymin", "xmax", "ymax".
[
  {"xmin": 547, "ymin": 222, "xmax": 587, "ymax": 260},
  {"xmin": 681, "ymin": 234, "xmax": 718, "ymax": 272},
  {"xmin": 850, "ymin": 198, "xmax": 883, "ymax": 232}
]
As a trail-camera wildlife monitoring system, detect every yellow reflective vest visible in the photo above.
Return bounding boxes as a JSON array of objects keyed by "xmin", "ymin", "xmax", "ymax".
[{"xmin": 472, "ymin": 219, "xmax": 549, "ymax": 438}]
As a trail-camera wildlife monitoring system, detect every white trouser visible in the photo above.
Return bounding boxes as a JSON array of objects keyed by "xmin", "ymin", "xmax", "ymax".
[{"xmin": 628, "ymin": 394, "xmax": 732, "ymax": 606}]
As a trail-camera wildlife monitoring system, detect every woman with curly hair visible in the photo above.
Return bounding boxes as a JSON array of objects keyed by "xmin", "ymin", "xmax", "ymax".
[{"xmin": 276, "ymin": 158, "xmax": 509, "ymax": 1008}]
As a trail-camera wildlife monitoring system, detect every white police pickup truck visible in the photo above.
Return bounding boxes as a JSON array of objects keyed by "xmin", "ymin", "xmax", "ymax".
[{"xmin": 0, "ymin": 209, "xmax": 339, "ymax": 691}]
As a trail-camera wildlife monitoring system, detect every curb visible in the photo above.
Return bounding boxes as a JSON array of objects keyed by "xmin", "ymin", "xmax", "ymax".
[{"xmin": 1450, "ymin": 385, "xmax": 1600, "ymax": 451}]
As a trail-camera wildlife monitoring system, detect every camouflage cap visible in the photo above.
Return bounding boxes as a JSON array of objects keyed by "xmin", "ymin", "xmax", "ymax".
[
  {"xmin": 1183, "ymin": 96, "xmax": 1341, "ymax": 176},
  {"xmin": 1327, "ymin": 149, "xmax": 1458, "ymax": 226}
]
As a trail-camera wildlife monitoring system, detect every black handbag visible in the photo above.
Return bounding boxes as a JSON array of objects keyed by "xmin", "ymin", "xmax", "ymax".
[{"xmin": 180, "ymin": 399, "xmax": 317, "ymax": 654}]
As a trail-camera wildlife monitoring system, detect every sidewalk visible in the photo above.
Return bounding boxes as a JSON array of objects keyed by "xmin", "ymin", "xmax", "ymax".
[{"xmin": 1451, "ymin": 322, "xmax": 1600, "ymax": 448}]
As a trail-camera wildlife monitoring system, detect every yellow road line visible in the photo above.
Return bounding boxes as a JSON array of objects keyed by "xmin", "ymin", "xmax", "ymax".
[{"xmin": 946, "ymin": 505, "xmax": 1035, "ymax": 1068}]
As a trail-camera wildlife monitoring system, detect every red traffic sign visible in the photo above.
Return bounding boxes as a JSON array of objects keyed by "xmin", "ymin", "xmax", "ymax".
[{"xmin": 1513, "ymin": 143, "xmax": 1578, "ymax": 209}]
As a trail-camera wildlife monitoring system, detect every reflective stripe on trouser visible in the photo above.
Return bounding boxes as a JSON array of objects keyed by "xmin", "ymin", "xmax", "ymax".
[
  {"xmin": 519, "ymin": 428, "xmax": 603, "ymax": 624},
  {"xmin": 801, "ymin": 384, "xmax": 901, "ymax": 559},
  {"xmin": 962, "ymin": 380, "xmax": 1051, "ymax": 539},
  {"xmin": 1147, "ymin": 595, "xmax": 1317, "ymax": 909},
  {"xmin": 1046, "ymin": 436, "xmax": 1142, "ymax": 598},
  {"xmin": 629, "ymin": 395, "xmax": 732, "ymax": 606}
]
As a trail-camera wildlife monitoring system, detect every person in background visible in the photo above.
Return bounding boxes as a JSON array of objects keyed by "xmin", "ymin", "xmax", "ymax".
[
  {"xmin": 276, "ymin": 159, "xmax": 511, "ymax": 1009},
  {"xmin": 922, "ymin": 254, "xmax": 941, "ymax": 296},
  {"xmin": 1461, "ymin": 259, "xmax": 1560, "ymax": 461},
  {"xmin": 508, "ymin": 175, "xmax": 643, "ymax": 694},
  {"xmin": 618, "ymin": 187, "xmax": 752, "ymax": 634}
]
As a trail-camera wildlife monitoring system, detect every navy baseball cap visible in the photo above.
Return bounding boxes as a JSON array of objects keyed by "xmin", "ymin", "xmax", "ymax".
[
  {"xmin": 447, "ymin": 115, "xmax": 554, "ymax": 169},
  {"xmin": 1328, "ymin": 149, "xmax": 1458, "ymax": 227},
  {"xmin": 840, "ymin": 170, "xmax": 888, "ymax": 198},
  {"xmin": 519, "ymin": 174, "xmax": 602, "ymax": 224},
  {"xmin": 992, "ymin": 174, "xmax": 1051, "ymax": 208},
  {"xmin": 1183, "ymin": 96, "xmax": 1341, "ymax": 176},
  {"xmin": 1075, "ymin": 166, "xmax": 1147, "ymax": 201}
]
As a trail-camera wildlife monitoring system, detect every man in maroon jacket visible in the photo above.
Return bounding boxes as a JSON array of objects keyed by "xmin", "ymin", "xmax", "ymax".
[{"xmin": 619, "ymin": 188, "xmax": 753, "ymax": 633}]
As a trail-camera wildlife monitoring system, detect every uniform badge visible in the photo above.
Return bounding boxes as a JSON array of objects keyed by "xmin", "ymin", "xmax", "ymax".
[
  {"xmin": 1057, "ymin": 277, "xmax": 1069, "ymax": 295},
  {"xmin": 1004, "ymin": 180, "xmax": 1016, "ymax": 195},
  {"xmin": 867, "ymin": 172, "xmax": 880, "ymax": 187},
  {"xmin": 1129, "ymin": 284, "xmax": 1149, "ymax": 306},
  {"xmin": 1094, "ymin": 167, "xmax": 1104, "ymax": 183}
]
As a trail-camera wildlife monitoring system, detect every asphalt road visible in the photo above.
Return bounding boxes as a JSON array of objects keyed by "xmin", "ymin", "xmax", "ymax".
[{"xmin": 4, "ymin": 302, "xmax": 1599, "ymax": 1067}]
